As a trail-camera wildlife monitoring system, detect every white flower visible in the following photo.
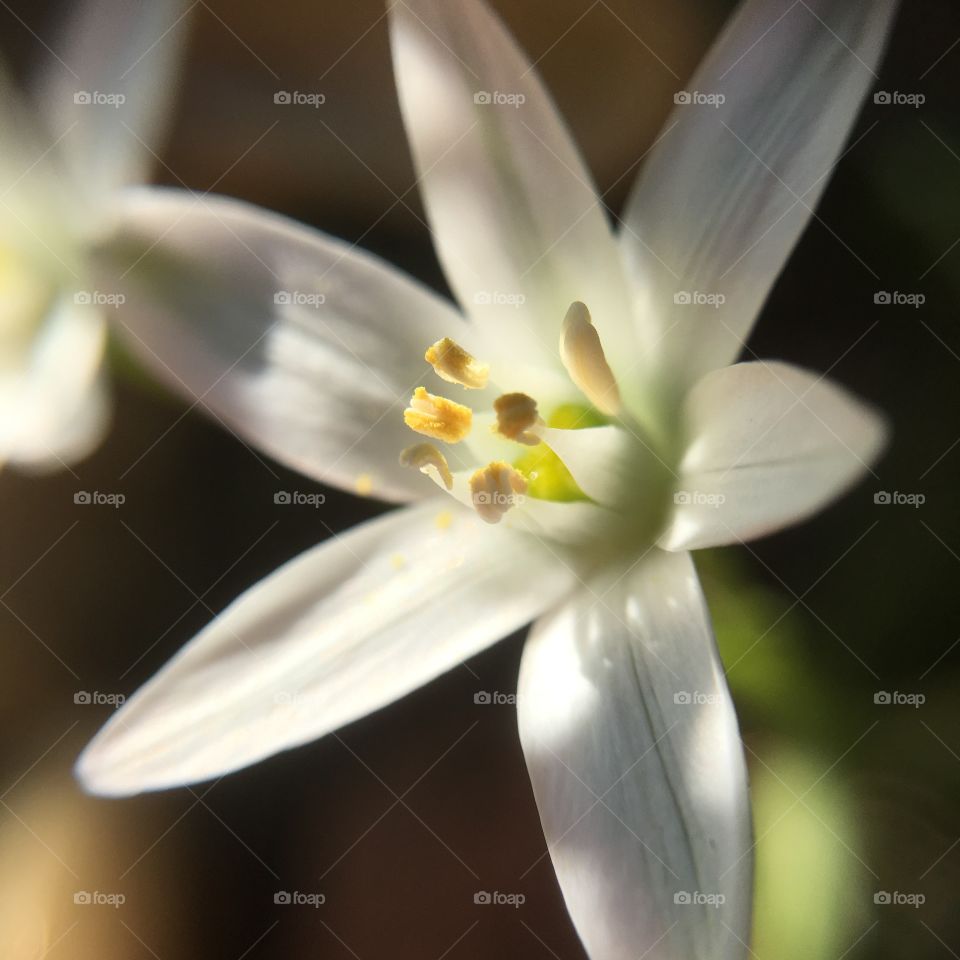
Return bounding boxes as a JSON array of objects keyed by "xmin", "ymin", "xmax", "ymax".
[
  {"xmin": 77, "ymin": 0, "xmax": 897, "ymax": 957},
  {"xmin": 0, "ymin": 0, "xmax": 187, "ymax": 469}
]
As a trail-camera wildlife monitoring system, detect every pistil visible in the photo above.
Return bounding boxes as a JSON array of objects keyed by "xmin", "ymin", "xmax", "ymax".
[{"xmin": 559, "ymin": 301, "xmax": 621, "ymax": 416}]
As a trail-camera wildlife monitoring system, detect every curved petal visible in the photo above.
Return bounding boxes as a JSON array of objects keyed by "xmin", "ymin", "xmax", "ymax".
[
  {"xmin": 33, "ymin": 0, "xmax": 191, "ymax": 209},
  {"xmin": 0, "ymin": 295, "xmax": 108, "ymax": 470},
  {"xmin": 6, "ymin": 373, "xmax": 110, "ymax": 472},
  {"xmin": 100, "ymin": 186, "xmax": 481, "ymax": 501},
  {"xmin": 540, "ymin": 424, "xmax": 649, "ymax": 507},
  {"xmin": 660, "ymin": 361, "xmax": 887, "ymax": 551},
  {"xmin": 388, "ymin": 0, "xmax": 636, "ymax": 384},
  {"xmin": 620, "ymin": 0, "xmax": 898, "ymax": 390},
  {"xmin": 77, "ymin": 500, "xmax": 572, "ymax": 796},
  {"xmin": 518, "ymin": 548, "xmax": 752, "ymax": 960}
]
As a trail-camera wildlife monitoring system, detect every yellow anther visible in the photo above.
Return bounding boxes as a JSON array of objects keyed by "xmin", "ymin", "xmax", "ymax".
[
  {"xmin": 469, "ymin": 461, "xmax": 528, "ymax": 524},
  {"xmin": 399, "ymin": 442, "xmax": 454, "ymax": 491},
  {"xmin": 559, "ymin": 301, "xmax": 621, "ymax": 416},
  {"xmin": 425, "ymin": 337, "xmax": 489, "ymax": 390},
  {"xmin": 404, "ymin": 386, "xmax": 472, "ymax": 442},
  {"xmin": 493, "ymin": 392, "xmax": 542, "ymax": 446}
]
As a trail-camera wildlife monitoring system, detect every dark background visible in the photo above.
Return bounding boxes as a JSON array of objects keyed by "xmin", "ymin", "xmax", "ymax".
[{"xmin": 0, "ymin": 0, "xmax": 958, "ymax": 957}]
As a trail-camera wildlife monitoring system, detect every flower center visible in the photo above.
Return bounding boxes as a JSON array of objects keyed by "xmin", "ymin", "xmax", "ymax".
[
  {"xmin": 513, "ymin": 404, "xmax": 608, "ymax": 502},
  {"xmin": 399, "ymin": 305, "xmax": 626, "ymax": 524}
]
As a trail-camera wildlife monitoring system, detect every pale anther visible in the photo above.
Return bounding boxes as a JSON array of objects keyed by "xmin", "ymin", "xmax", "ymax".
[
  {"xmin": 493, "ymin": 392, "xmax": 542, "ymax": 446},
  {"xmin": 425, "ymin": 337, "xmax": 489, "ymax": 389},
  {"xmin": 399, "ymin": 442, "xmax": 454, "ymax": 491},
  {"xmin": 469, "ymin": 461, "xmax": 528, "ymax": 524},
  {"xmin": 559, "ymin": 301, "xmax": 621, "ymax": 416}
]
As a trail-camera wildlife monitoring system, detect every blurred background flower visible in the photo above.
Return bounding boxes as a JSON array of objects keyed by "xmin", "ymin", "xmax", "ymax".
[
  {"xmin": 0, "ymin": 0, "xmax": 188, "ymax": 470},
  {"xmin": 0, "ymin": 0, "xmax": 958, "ymax": 957}
]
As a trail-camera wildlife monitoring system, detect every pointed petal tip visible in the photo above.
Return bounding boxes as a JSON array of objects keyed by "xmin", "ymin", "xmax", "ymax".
[
  {"xmin": 73, "ymin": 719, "xmax": 182, "ymax": 798},
  {"xmin": 73, "ymin": 739, "xmax": 137, "ymax": 799},
  {"xmin": 73, "ymin": 722, "xmax": 239, "ymax": 798}
]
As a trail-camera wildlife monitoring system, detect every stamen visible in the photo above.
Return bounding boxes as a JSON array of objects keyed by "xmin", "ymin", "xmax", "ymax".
[
  {"xmin": 493, "ymin": 392, "xmax": 542, "ymax": 446},
  {"xmin": 559, "ymin": 301, "xmax": 621, "ymax": 416},
  {"xmin": 404, "ymin": 386, "xmax": 472, "ymax": 442},
  {"xmin": 399, "ymin": 442, "xmax": 454, "ymax": 491},
  {"xmin": 469, "ymin": 461, "xmax": 528, "ymax": 524},
  {"xmin": 425, "ymin": 337, "xmax": 489, "ymax": 389}
]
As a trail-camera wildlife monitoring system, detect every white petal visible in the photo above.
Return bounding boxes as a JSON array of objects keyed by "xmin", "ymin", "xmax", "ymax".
[
  {"xmin": 506, "ymin": 496, "xmax": 612, "ymax": 547},
  {"xmin": 77, "ymin": 500, "xmax": 571, "ymax": 796},
  {"xmin": 101, "ymin": 187, "xmax": 481, "ymax": 502},
  {"xmin": 518, "ymin": 548, "xmax": 752, "ymax": 960},
  {"xmin": 620, "ymin": 0, "xmax": 898, "ymax": 390},
  {"xmin": 33, "ymin": 0, "xmax": 191, "ymax": 206},
  {"xmin": 0, "ymin": 295, "xmax": 108, "ymax": 470},
  {"xmin": 388, "ymin": 0, "xmax": 636, "ymax": 383},
  {"xmin": 0, "ymin": 64, "xmax": 86, "ymax": 262},
  {"xmin": 540, "ymin": 424, "xmax": 640, "ymax": 507},
  {"xmin": 6, "ymin": 374, "xmax": 110, "ymax": 472},
  {"xmin": 660, "ymin": 361, "xmax": 886, "ymax": 551}
]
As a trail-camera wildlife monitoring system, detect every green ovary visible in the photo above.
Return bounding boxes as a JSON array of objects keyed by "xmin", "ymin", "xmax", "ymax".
[{"xmin": 513, "ymin": 403, "xmax": 607, "ymax": 502}]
